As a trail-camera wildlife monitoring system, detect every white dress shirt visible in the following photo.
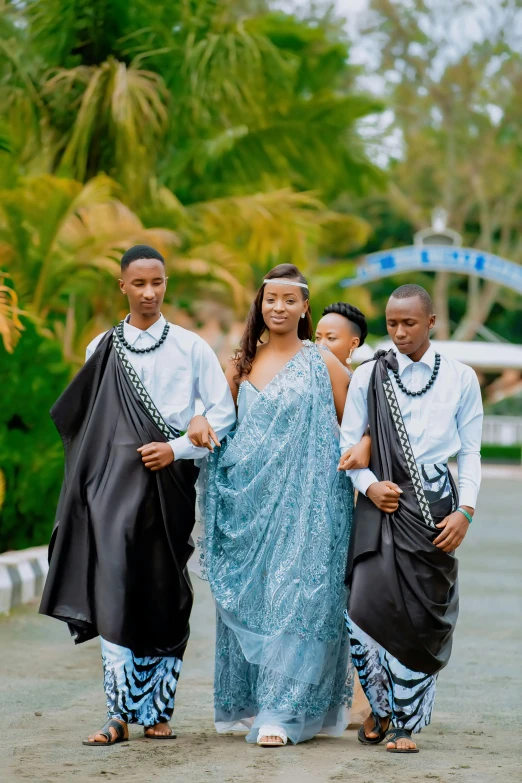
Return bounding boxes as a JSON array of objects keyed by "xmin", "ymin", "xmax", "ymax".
[
  {"xmin": 340, "ymin": 343, "xmax": 483, "ymax": 508},
  {"xmin": 86, "ymin": 315, "xmax": 236, "ymax": 461}
]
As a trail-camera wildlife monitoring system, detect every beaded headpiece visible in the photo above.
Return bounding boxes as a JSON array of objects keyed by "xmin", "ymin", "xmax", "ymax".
[{"xmin": 263, "ymin": 279, "xmax": 309, "ymax": 290}]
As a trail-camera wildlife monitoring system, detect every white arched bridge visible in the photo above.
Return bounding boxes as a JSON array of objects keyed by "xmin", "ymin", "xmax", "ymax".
[{"xmin": 341, "ymin": 245, "xmax": 522, "ymax": 294}]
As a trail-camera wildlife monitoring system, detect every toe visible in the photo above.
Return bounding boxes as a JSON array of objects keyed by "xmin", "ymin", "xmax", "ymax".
[{"xmin": 88, "ymin": 731, "xmax": 107, "ymax": 743}]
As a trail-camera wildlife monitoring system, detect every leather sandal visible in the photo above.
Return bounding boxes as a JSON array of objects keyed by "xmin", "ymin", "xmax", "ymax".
[
  {"xmin": 358, "ymin": 712, "xmax": 390, "ymax": 745},
  {"xmin": 385, "ymin": 727, "xmax": 419, "ymax": 753},
  {"xmin": 82, "ymin": 719, "xmax": 128, "ymax": 746},
  {"xmin": 143, "ymin": 726, "xmax": 177, "ymax": 740}
]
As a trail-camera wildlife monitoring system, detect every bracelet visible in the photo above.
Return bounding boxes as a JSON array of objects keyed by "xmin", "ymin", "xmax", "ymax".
[{"xmin": 456, "ymin": 506, "xmax": 473, "ymax": 525}]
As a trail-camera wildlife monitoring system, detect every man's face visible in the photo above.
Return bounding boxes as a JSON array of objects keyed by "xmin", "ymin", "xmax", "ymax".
[
  {"xmin": 385, "ymin": 295, "xmax": 436, "ymax": 355},
  {"xmin": 119, "ymin": 258, "xmax": 167, "ymax": 319}
]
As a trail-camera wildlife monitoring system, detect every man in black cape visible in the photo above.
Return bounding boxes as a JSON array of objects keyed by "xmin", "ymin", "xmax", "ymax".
[
  {"xmin": 40, "ymin": 245, "xmax": 235, "ymax": 746},
  {"xmin": 339, "ymin": 284, "xmax": 483, "ymax": 753}
]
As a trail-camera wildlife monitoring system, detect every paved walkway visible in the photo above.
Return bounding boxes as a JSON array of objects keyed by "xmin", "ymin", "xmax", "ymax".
[{"xmin": 0, "ymin": 478, "xmax": 521, "ymax": 783}]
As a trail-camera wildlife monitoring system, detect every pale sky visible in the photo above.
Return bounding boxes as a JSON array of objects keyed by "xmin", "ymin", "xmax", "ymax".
[{"xmin": 279, "ymin": 1, "xmax": 522, "ymax": 165}]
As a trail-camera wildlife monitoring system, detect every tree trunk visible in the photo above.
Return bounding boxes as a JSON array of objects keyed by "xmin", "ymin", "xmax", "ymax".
[
  {"xmin": 451, "ymin": 280, "xmax": 499, "ymax": 341},
  {"xmin": 433, "ymin": 271, "xmax": 450, "ymax": 339}
]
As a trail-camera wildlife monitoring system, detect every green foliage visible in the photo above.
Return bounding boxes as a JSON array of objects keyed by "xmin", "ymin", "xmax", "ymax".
[
  {"xmin": 481, "ymin": 444, "xmax": 522, "ymax": 464},
  {"xmin": 0, "ymin": 321, "xmax": 69, "ymax": 551},
  {"xmin": 356, "ymin": 0, "xmax": 522, "ymax": 342},
  {"xmin": 484, "ymin": 393, "xmax": 522, "ymax": 417},
  {"xmin": 0, "ymin": 0, "xmax": 384, "ymax": 547}
]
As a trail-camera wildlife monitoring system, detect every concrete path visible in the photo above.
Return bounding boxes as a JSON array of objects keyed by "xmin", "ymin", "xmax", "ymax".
[{"xmin": 0, "ymin": 477, "xmax": 521, "ymax": 783}]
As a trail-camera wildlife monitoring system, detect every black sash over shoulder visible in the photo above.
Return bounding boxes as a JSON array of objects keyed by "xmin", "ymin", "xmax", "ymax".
[
  {"xmin": 347, "ymin": 350, "xmax": 459, "ymax": 675},
  {"xmin": 39, "ymin": 330, "xmax": 198, "ymax": 658}
]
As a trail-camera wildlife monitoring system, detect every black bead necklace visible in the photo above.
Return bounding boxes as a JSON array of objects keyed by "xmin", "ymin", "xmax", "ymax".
[
  {"xmin": 116, "ymin": 319, "xmax": 170, "ymax": 354},
  {"xmin": 392, "ymin": 353, "xmax": 441, "ymax": 397}
]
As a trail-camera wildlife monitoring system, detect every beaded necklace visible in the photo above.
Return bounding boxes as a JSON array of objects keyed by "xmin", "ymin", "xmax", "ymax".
[
  {"xmin": 392, "ymin": 353, "xmax": 441, "ymax": 397},
  {"xmin": 116, "ymin": 319, "xmax": 170, "ymax": 354}
]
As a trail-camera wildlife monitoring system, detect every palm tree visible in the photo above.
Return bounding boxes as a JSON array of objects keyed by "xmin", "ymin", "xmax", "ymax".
[
  {"xmin": 0, "ymin": 173, "xmax": 178, "ymax": 358},
  {"xmin": 0, "ymin": 0, "xmax": 383, "ymax": 354}
]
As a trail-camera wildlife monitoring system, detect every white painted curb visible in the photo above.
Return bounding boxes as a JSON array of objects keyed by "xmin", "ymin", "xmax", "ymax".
[{"xmin": 0, "ymin": 546, "xmax": 48, "ymax": 614}]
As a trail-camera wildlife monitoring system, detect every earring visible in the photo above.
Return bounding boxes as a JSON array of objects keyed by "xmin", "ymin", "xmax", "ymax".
[
  {"xmin": 300, "ymin": 313, "xmax": 306, "ymax": 319},
  {"xmin": 346, "ymin": 350, "xmax": 353, "ymax": 365}
]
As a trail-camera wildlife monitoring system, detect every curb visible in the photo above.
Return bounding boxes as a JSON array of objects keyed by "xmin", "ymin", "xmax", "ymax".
[{"xmin": 0, "ymin": 546, "xmax": 48, "ymax": 615}]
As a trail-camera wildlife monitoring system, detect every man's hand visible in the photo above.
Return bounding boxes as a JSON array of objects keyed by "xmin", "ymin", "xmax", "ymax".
[
  {"xmin": 137, "ymin": 442, "xmax": 174, "ymax": 471},
  {"xmin": 187, "ymin": 415, "xmax": 220, "ymax": 451},
  {"xmin": 338, "ymin": 434, "xmax": 371, "ymax": 471},
  {"xmin": 433, "ymin": 506, "xmax": 473, "ymax": 552},
  {"xmin": 366, "ymin": 481, "xmax": 403, "ymax": 513}
]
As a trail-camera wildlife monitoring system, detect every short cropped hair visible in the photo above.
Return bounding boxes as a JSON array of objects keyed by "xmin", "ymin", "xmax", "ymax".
[
  {"xmin": 389, "ymin": 284, "xmax": 433, "ymax": 315},
  {"xmin": 121, "ymin": 245, "xmax": 165, "ymax": 272},
  {"xmin": 321, "ymin": 302, "xmax": 368, "ymax": 345}
]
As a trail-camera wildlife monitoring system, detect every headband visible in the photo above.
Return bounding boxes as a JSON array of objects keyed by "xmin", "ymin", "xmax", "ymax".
[{"xmin": 263, "ymin": 279, "xmax": 309, "ymax": 290}]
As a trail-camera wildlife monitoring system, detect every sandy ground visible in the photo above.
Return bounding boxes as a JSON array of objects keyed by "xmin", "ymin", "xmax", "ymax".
[{"xmin": 0, "ymin": 477, "xmax": 521, "ymax": 783}]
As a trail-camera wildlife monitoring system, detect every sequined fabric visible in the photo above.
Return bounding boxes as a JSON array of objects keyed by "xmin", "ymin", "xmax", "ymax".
[{"xmin": 200, "ymin": 342, "xmax": 354, "ymax": 744}]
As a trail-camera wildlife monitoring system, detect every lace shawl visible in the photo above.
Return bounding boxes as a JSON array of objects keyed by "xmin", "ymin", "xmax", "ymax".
[{"xmin": 200, "ymin": 342, "xmax": 353, "ymax": 686}]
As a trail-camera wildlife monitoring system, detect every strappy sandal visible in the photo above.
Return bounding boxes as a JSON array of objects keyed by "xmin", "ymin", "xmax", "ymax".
[
  {"xmin": 82, "ymin": 719, "xmax": 128, "ymax": 747},
  {"xmin": 143, "ymin": 727, "xmax": 177, "ymax": 740},
  {"xmin": 257, "ymin": 725, "xmax": 288, "ymax": 747},
  {"xmin": 358, "ymin": 712, "xmax": 390, "ymax": 745},
  {"xmin": 385, "ymin": 728, "xmax": 419, "ymax": 753}
]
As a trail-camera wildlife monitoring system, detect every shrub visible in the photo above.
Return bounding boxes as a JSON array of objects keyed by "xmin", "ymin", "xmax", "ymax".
[
  {"xmin": 0, "ymin": 322, "xmax": 70, "ymax": 551},
  {"xmin": 481, "ymin": 443, "xmax": 522, "ymax": 464}
]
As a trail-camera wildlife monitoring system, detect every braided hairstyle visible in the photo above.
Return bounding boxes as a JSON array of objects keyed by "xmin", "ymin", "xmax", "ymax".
[
  {"xmin": 321, "ymin": 302, "xmax": 368, "ymax": 345},
  {"xmin": 233, "ymin": 264, "xmax": 313, "ymax": 379}
]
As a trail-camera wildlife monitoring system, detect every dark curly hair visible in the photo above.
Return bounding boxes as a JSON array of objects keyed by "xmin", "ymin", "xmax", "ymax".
[
  {"xmin": 321, "ymin": 302, "xmax": 368, "ymax": 346},
  {"xmin": 233, "ymin": 264, "xmax": 313, "ymax": 379}
]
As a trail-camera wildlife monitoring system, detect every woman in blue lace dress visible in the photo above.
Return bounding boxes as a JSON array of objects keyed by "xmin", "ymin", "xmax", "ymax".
[{"xmin": 197, "ymin": 264, "xmax": 360, "ymax": 747}]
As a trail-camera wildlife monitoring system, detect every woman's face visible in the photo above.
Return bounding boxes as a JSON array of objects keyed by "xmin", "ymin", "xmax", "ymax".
[
  {"xmin": 262, "ymin": 282, "xmax": 308, "ymax": 336},
  {"xmin": 315, "ymin": 312, "xmax": 360, "ymax": 364}
]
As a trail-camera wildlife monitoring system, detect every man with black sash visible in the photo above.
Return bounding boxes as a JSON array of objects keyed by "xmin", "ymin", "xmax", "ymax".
[
  {"xmin": 339, "ymin": 284, "xmax": 483, "ymax": 753},
  {"xmin": 40, "ymin": 245, "xmax": 235, "ymax": 746}
]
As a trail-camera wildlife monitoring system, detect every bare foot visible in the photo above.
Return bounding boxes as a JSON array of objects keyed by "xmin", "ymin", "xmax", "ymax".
[
  {"xmin": 144, "ymin": 722, "xmax": 174, "ymax": 738},
  {"xmin": 86, "ymin": 718, "xmax": 128, "ymax": 744},
  {"xmin": 363, "ymin": 713, "xmax": 390, "ymax": 740}
]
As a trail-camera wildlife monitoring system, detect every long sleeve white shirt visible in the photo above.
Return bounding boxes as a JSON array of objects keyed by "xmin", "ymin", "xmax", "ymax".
[
  {"xmin": 86, "ymin": 315, "xmax": 236, "ymax": 461},
  {"xmin": 340, "ymin": 343, "xmax": 483, "ymax": 508}
]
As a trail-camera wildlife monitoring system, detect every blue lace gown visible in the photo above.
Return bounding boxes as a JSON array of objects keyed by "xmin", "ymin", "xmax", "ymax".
[{"xmin": 201, "ymin": 341, "xmax": 354, "ymax": 744}]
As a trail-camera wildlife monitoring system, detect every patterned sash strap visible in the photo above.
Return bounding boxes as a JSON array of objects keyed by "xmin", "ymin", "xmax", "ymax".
[
  {"xmin": 381, "ymin": 376, "xmax": 435, "ymax": 528},
  {"xmin": 112, "ymin": 332, "xmax": 178, "ymax": 441}
]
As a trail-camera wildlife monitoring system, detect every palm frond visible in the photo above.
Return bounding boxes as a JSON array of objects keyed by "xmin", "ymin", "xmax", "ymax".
[
  {"xmin": 0, "ymin": 125, "xmax": 12, "ymax": 154},
  {"xmin": 0, "ymin": 273, "xmax": 25, "ymax": 352},
  {"xmin": 47, "ymin": 58, "xmax": 168, "ymax": 186}
]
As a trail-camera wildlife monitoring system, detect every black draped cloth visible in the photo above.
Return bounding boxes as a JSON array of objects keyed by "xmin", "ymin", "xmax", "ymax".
[
  {"xmin": 347, "ymin": 350, "xmax": 459, "ymax": 675},
  {"xmin": 39, "ymin": 330, "xmax": 198, "ymax": 658}
]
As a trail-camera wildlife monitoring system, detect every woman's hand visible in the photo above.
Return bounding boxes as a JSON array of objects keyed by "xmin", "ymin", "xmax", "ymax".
[
  {"xmin": 187, "ymin": 415, "xmax": 220, "ymax": 451},
  {"xmin": 338, "ymin": 434, "xmax": 371, "ymax": 471}
]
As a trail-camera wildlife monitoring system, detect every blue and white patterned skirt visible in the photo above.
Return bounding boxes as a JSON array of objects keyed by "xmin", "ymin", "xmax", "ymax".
[{"xmin": 101, "ymin": 638, "xmax": 182, "ymax": 727}]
